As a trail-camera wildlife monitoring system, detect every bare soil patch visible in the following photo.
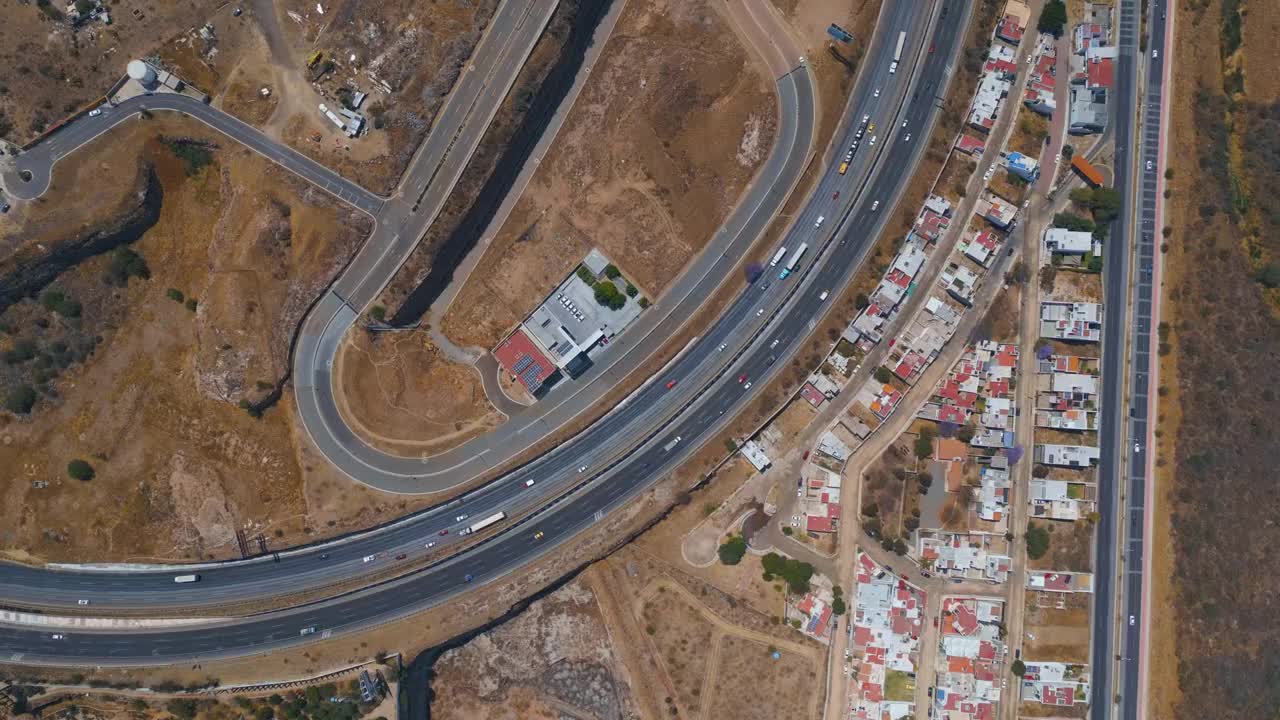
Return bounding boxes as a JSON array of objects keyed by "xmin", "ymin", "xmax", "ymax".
[
  {"xmin": 0, "ymin": 116, "xmax": 369, "ymax": 562},
  {"xmin": 336, "ymin": 329, "xmax": 502, "ymax": 454},
  {"xmin": 1026, "ymin": 519, "xmax": 1093, "ymax": 573},
  {"xmin": 1021, "ymin": 595, "xmax": 1091, "ymax": 663},
  {"xmin": 441, "ymin": 0, "xmax": 777, "ymax": 350}
]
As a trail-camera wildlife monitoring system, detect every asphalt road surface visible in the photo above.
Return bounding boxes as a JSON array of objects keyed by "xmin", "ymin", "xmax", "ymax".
[
  {"xmin": 0, "ymin": 0, "xmax": 919, "ymax": 611},
  {"xmin": 0, "ymin": 0, "xmax": 970, "ymax": 662},
  {"xmin": 1091, "ymin": 0, "xmax": 1168, "ymax": 717},
  {"xmin": 0, "ymin": 93, "xmax": 382, "ymax": 214}
]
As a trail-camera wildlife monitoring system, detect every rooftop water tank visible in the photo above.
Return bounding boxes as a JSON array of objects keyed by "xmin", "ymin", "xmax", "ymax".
[{"xmin": 126, "ymin": 60, "xmax": 156, "ymax": 86}]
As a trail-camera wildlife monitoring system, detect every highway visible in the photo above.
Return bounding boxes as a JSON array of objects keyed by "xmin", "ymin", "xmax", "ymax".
[
  {"xmin": 0, "ymin": 0, "xmax": 971, "ymax": 662},
  {"xmin": 1092, "ymin": 0, "xmax": 1168, "ymax": 717},
  {"xmin": 0, "ymin": 0, "xmax": 925, "ymax": 610}
]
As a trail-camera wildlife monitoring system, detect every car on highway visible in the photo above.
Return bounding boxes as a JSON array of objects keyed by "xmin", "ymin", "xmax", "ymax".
[
  {"xmin": 814, "ymin": 215, "xmax": 825, "ymax": 228},
  {"xmin": 578, "ymin": 465, "xmax": 587, "ymax": 473},
  {"xmin": 88, "ymin": 108, "xmax": 102, "ymax": 117},
  {"xmin": 743, "ymin": 382, "xmax": 752, "ymax": 390},
  {"xmin": 862, "ymin": 114, "xmax": 870, "ymax": 124},
  {"xmin": 77, "ymin": 599, "xmax": 89, "ymax": 606},
  {"xmin": 738, "ymin": 374, "xmax": 749, "ymax": 384},
  {"xmin": 1152, "ymin": 49, "xmax": 1158, "ymax": 59},
  {"xmin": 756, "ymin": 308, "xmax": 765, "ymax": 316},
  {"xmin": 873, "ymin": 87, "xmax": 881, "ymax": 98},
  {"xmin": 869, "ymin": 135, "xmax": 877, "ymax": 147},
  {"xmin": 871, "ymin": 200, "xmax": 881, "ymax": 211},
  {"xmin": 718, "ymin": 342, "xmax": 727, "ymax": 352},
  {"xmin": 1129, "ymin": 615, "xmax": 1135, "ymax": 626},
  {"xmin": 760, "ymin": 281, "xmax": 770, "ymax": 291},
  {"xmin": 1146, "ymin": 160, "xmax": 1153, "ymax": 172},
  {"xmin": 665, "ymin": 379, "xmax": 678, "ymax": 389},
  {"xmin": 534, "ymin": 531, "xmax": 544, "ymax": 540},
  {"xmin": 438, "ymin": 529, "xmax": 449, "ymax": 536},
  {"xmin": 455, "ymin": 513, "xmax": 469, "ymax": 523},
  {"xmin": 766, "ymin": 355, "xmax": 776, "ymax": 365},
  {"xmin": 868, "ymin": 121, "xmax": 875, "ymax": 132},
  {"xmin": 464, "ymin": 574, "xmax": 474, "ymax": 582},
  {"xmin": 395, "ymin": 553, "xmax": 407, "ymax": 560},
  {"xmin": 51, "ymin": 634, "xmax": 64, "ymax": 640},
  {"xmin": 300, "ymin": 626, "xmax": 316, "ymax": 636},
  {"xmin": 903, "ymin": 133, "xmax": 911, "ymax": 142},
  {"xmin": 425, "ymin": 541, "xmax": 436, "ymax": 549},
  {"xmin": 832, "ymin": 191, "xmax": 840, "ymax": 200},
  {"xmin": 818, "ymin": 290, "xmax": 829, "ymax": 301},
  {"xmin": 363, "ymin": 555, "xmax": 376, "ymax": 563},
  {"xmin": 525, "ymin": 478, "xmax": 535, "ymax": 487},
  {"xmin": 769, "ymin": 338, "xmax": 780, "ymax": 348},
  {"xmin": 1134, "ymin": 442, "xmax": 1142, "ymax": 453},
  {"xmin": 929, "ymin": 43, "xmax": 936, "ymax": 54}
]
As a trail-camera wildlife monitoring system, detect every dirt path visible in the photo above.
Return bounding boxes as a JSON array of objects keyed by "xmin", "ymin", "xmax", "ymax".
[{"xmin": 585, "ymin": 562, "xmax": 671, "ymax": 720}]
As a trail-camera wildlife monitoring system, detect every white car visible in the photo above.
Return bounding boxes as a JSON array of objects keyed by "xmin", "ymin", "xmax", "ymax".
[
  {"xmin": 88, "ymin": 108, "xmax": 102, "ymax": 117},
  {"xmin": 455, "ymin": 513, "xmax": 469, "ymax": 523},
  {"xmin": 525, "ymin": 478, "xmax": 535, "ymax": 487},
  {"xmin": 814, "ymin": 215, "xmax": 825, "ymax": 228},
  {"xmin": 300, "ymin": 626, "xmax": 317, "ymax": 636},
  {"xmin": 1146, "ymin": 160, "xmax": 1154, "ymax": 172},
  {"xmin": 578, "ymin": 466, "xmax": 587, "ymax": 473},
  {"xmin": 1129, "ymin": 615, "xmax": 1135, "ymax": 626},
  {"xmin": 1152, "ymin": 49, "xmax": 1158, "ymax": 59},
  {"xmin": 756, "ymin": 308, "xmax": 765, "ymax": 316},
  {"xmin": 425, "ymin": 541, "xmax": 436, "ymax": 549},
  {"xmin": 903, "ymin": 133, "xmax": 911, "ymax": 142},
  {"xmin": 1134, "ymin": 442, "xmax": 1142, "ymax": 453},
  {"xmin": 743, "ymin": 382, "xmax": 753, "ymax": 390},
  {"xmin": 901, "ymin": 119, "xmax": 908, "ymax": 128},
  {"xmin": 869, "ymin": 135, "xmax": 878, "ymax": 147},
  {"xmin": 77, "ymin": 599, "xmax": 89, "ymax": 606},
  {"xmin": 51, "ymin": 634, "xmax": 65, "ymax": 640},
  {"xmin": 362, "ymin": 555, "xmax": 376, "ymax": 563},
  {"xmin": 873, "ymin": 87, "xmax": 881, "ymax": 98},
  {"xmin": 871, "ymin": 200, "xmax": 881, "ymax": 211},
  {"xmin": 770, "ymin": 339, "xmax": 780, "ymax": 348},
  {"xmin": 718, "ymin": 343, "xmax": 727, "ymax": 351}
]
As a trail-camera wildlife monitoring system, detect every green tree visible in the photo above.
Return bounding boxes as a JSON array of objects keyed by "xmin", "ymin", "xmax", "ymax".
[
  {"xmin": 185, "ymin": 298, "xmax": 198, "ymax": 313},
  {"xmin": 625, "ymin": 283, "xmax": 638, "ymax": 298},
  {"xmin": 104, "ymin": 247, "xmax": 150, "ymax": 286},
  {"xmin": 603, "ymin": 264, "xmax": 621, "ymax": 279},
  {"xmin": 67, "ymin": 459, "xmax": 95, "ymax": 481},
  {"xmin": 718, "ymin": 535, "xmax": 748, "ymax": 565},
  {"xmin": 1025, "ymin": 523, "xmax": 1051, "ymax": 559},
  {"xmin": 1038, "ymin": 0, "xmax": 1067, "ymax": 36},
  {"xmin": 761, "ymin": 553, "xmax": 815, "ymax": 594},
  {"xmin": 593, "ymin": 281, "xmax": 626, "ymax": 310},
  {"xmin": 1053, "ymin": 212, "xmax": 1095, "ymax": 233},
  {"xmin": 370, "ymin": 305, "xmax": 386, "ymax": 322},
  {"xmin": 832, "ymin": 595, "xmax": 847, "ymax": 616},
  {"xmin": 1011, "ymin": 659, "xmax": 1026, "ymax": 677},
  {"xmin": 576, "ymin": 266, "xmax": 595, "ymax": 284},
  {"xmin": 874, "ymin": 366, "xmax": 893, "ymax": 384},
  {"xmin": 167, "ymin": 288, "xmax": 185, "ymax": 302},
  {"xmin": 914, "ymin": 424, "xmax": 937, "ymax": 460},
  {"xmin": 4, "ymin": 384, "xmax": 36, "ymax": 414}
]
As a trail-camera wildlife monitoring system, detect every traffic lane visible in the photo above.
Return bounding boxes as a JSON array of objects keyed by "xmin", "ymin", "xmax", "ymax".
[
  {"xmin": 1, "ymin": 0, "xmax": 937, "ymax": 607},
  {"xmin": 0, "ymin": 0, "xmax": 939, "ymax": 606},
  {"xmin": 0, "ymin": 1, "xmax": 962, "ymax": 661},
  {"xmin": 299, "ymin": 0, "xmax": 913, "ymax": 488}
]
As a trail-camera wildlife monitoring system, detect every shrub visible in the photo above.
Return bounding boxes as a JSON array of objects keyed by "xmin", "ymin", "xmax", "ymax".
[
  {"xmin": 104, "ymin": 247, "xmax": 150, "ymax": 287},
  {"xmin": 832, "ymin": 596, "xmax": 847, "ymax": 616},
  {"xmin": 4, "ymin": 384, "xmax": 37, "ymax": 414},
  {"xmin": 625, "ymin": 283, "xmax": 638, "ymax": 297},
  {"xmin": 639, "ymin": 297, "xmax": 650, "ymax": 308},
  {"xmin": 67, "ymin": 459, "xmax": 95, "ymax": 481},
  {"xmin": 1012, "ymin": 659, "xmax": 1026, "ymax": 677},
  {"xmin": 166, "ymin": 288, "xmax": 185, "ymax": 302},
  {"xmin": 914, "ymin": 425, "xmax": 936, "ymax": 460},
  {"xmin": 1025, "ymin": 523, "xmax": 1051, "ymax": 559},
  {"xmin": 370, "ymin": 305, "xmax": 387, "ymax": 322},
  {"xmin": 163, "ymin": 138, "xmax": 215, "ymax": 177},
  {"xmin": 1038, "ymin": 0, "xmax": 1067, "ymax": 36},
  {"xmin": 761, "ymin": 552, "xmax": 815, "ymax": 594},
  {"xmin": 575, "ymin": 266, "xmax": 595, "ymax": 284},
  {"xmin": 603, "ymin": 264, "xmax": 621, "ymax": 279},
  {"xmin": 874, "ymin": 366, "xmax": 893, "ymax": 384},
  {"xmin": 184, "ymin": 298, "xmax": 198, "ymax": 312}
]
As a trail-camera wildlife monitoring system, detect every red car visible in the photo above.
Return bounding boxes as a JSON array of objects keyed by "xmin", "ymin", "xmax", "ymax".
[
  {"xmin": 929, "ymin": 43, "xmax": 936, "ymax": 54},
  {"xmin": 438, "ymin": 529, "xmax": 449, "ymax": 536},
  {"xmin": 832, "ymin": 191, "xmax": 840, "ymax": 200},
  {"xmin": 666, "ymin": 379, "xmax": 678, "ymax": 389},
  {"xmin": 738, "ymin": 374, "xmax": 748, "ymax": 384}
]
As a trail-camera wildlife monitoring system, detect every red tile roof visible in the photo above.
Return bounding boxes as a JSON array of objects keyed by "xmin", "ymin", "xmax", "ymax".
[
  {"xmin": 806, "ymin": 516, "xmax": 835, "ymax": 533},
  {"xmin": 1088, "ymin": 56, "xmax": 1115, "ymax": 88},
  {"xmin": 494, "ymin": 328, "xmax": 557, "ymax": 392},
  {"xmin": 800, "ymin": 383, "xmax": 826, "ymax": 407}
]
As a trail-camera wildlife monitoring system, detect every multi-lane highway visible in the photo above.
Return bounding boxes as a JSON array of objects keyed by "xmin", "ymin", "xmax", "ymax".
[
  {"xmin": 1092, "ymin": 0, "xmax": 1169, "ymax": 717},
  {"xmin": 0, "ymin": 0, "xmax": 971, "ymax": 663},
  {"xmin": 0, "ymin": 0, "xmax": 931, "ymax": 612}
]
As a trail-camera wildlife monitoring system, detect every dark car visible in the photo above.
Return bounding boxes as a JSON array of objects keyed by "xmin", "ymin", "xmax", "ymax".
[
  {"xmin": 464, "ymin": 574, "xmax": 474, "ymax": 582},
  {"xmin": 395, "ymin": 553, "xmax": 407, "ymax": 560}
]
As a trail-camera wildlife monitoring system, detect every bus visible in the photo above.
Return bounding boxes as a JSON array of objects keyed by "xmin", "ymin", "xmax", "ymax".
[
  {"xmin": 461, "ymin": 511, "xmax": 506, "ymax": 536},
  {"xmin": 768, "ymin": 246, "xmax": 788, "ymax": 267},
  {"xmin": 173, "ymin": 574, "xmax": 200, "ymax": 583},
  {"xmin": 889, "ymin": 31, "xmax": 906, "ymax": 73},
  {"xmin": 779, "ymin": 243, "xmax": 809, "ymax": 279}
]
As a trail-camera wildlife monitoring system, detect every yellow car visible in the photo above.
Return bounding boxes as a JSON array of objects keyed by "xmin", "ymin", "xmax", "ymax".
[
  {"xmin": 868, "ymin": 122, "xmax": 875, "ymax": 132},
  {"xmin": 534, "ymin": 531, "xmax": 545, "ymax": 540}
]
